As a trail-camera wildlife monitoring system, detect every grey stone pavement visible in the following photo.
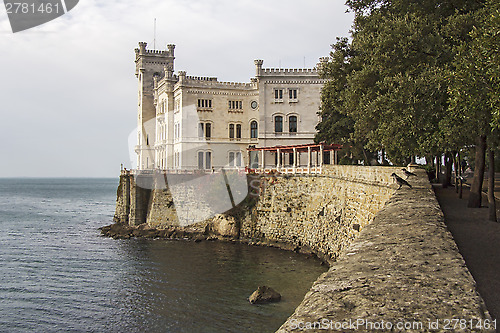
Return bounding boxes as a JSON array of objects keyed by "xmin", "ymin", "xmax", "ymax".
[{"xmin": 434, "ymin": 178, "xmax": 500, "ymax": 329}]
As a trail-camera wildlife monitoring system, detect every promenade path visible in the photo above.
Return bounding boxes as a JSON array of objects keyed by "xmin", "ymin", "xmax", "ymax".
[{"xmin": 434, "ymin": 183, "xmax": 500, "ymax": 327}]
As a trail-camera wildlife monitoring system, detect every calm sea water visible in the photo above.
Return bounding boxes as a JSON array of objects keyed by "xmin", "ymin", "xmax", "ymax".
[{"xmin": 0, "ymin": 178, "xmax": 326, "ymax": 333}]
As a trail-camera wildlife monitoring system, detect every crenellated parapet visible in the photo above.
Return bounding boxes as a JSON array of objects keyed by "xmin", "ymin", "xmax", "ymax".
[
  {"xmin": 253, "ymin": 58, "xmax": 322, "ymax": 86},
  {"xmin": 173, "ymin": 73, "xmax": 258, "ymax": 90},
  {"xmin": 254, "ymin": 59, "xmax": 264, "ymax": 77},
  {"xmin": 185, "ymin": 75, "xmax": 218, "ymax": 82},
  {"xmin": 261, "ymin": 68, "xmax": 318, "ymax": 75},
  {"xmin": 135, "ymin": 42, "xmax": 175, "ymax": 78},
  {"xmin": 135, "ymin": 42, "xmax": 175, "ymax": 57},
  {"xmin": 256, "ymin": 65, "xmax": 324, "ymax": 85}
]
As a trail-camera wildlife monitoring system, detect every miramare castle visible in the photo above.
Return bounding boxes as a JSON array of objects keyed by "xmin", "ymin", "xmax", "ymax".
[{"xmin": 134, "ymin": 42, "xmax": 327, "ymax": 171}]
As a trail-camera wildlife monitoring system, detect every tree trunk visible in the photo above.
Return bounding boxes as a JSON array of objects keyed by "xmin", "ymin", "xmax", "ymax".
[
  {"xmin": 457, "ymin": 151, "xmax": 463, "ymax": 199},
  {"xmin": 453, "ymin": 152, "xmax": 459, "ymax": 193},
  {"xmin": 435, "ymin": 156, "xmax": 440, "ymax": 183},
  {"xmin": 488, "ymin": 149, "xmax": 497, "ymax": 222},
  {"xmin": 468, "ymin": 135, "xmax": 486, "ymax": 208},
  {"xmin": 362, "ymin": 149, "xmax": 371, "ymax": 166},
  {"xmin": 443, "ymin": 152, "xmax": 452, "ymax": 188}
]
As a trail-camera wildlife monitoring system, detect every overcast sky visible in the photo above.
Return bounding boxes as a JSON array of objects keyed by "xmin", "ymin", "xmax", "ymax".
[{"xmin": 0, "ymin": 0, "xmax": 353, "ymax": 178}]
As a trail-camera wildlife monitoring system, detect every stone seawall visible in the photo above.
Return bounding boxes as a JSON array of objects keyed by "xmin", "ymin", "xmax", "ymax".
[
  {"xmin": 113, "ymin": 166, "xmax": 398, "ymax": 262},
  {"xmin": 277, "ymin": 170, "xmax": 493, "ymax": 332},
  {"xmin": 241, "ymin": 166, "xmax": 396, "ymax": 262}
]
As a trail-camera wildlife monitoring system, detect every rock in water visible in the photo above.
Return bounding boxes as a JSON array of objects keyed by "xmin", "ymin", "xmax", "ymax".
[{"xmin": 249, "ymin": 286, "xmax": 281, "ymax": 304}]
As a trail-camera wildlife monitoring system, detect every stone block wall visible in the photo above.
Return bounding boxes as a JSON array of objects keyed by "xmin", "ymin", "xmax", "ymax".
[
  {"xmin": 113, "ymin": 173, "xmax": 130, "ymax": 224},
  {"xmin": 114, "ymin": 166, "xmax": 398, "ymax": 263},
  {"xmin": 146, "ymin": 187, "xmax": 179, "ymax": 228},
  {"xmin": 240, "ymin": 166, "xmax": 397, "ymax": 262}
]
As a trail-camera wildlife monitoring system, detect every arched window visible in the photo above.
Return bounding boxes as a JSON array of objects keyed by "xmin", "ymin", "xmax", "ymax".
[
  {"xmin": 236, "ymin": 124, "xmax": 241, "ymax": 139},
  {"xmin": 198, "ymin": 151, "xmax": 204, "ymax": 169},
  {"xmin": 289, "ymin": 115, "xmax": 297, "ymax": 133},
  {"xmin": 274, "ymin": 116, "xmax": 283, "ymax": 133},
  {"xmin": 228, "ymin": 151, "xmax": 242, "ymax": 167},
  {"xmin": 205, "ymin": 123, "xmax": 211, "ymax": 140},
  {"xmin": 205, "ymin": 151, "xmax": 212, "ymax": 169},
  {"xmin": 250, "ymin": 121, "xmax": 258, "ymax": 138},
  {"xmin": 229, "ymin": 124, "xmax": 235, "ymax": 138},
  {"xmin": 198, "ymin": 151, "xmax": 212, "ymax": 169},
  {"xmin": 199, "ymin": 122, "xmax": 212, "ymax": 140},
  {"xmin": 236, "ymin": 152, "xmax": 242, "ymax": 167}
]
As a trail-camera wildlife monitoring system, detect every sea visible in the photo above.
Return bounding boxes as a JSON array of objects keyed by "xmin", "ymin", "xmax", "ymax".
[{"xmin": 0, "ymin": 178, "xmax": 327, "ymax": 333}]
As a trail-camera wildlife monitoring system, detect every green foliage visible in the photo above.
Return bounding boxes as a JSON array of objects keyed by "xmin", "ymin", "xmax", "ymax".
[
  {"xmin": 446, "ymin": 0, "xmax": 499, "ymax": 149},
  {"xmin": 476, "ymin": 0, "xmax": 500, "ymax": 129},
  {"xmin": 316, "ymin": 0, "xmax": 493, "ymax": 165},
  {"xmin": 315, "ymin": 38, "xmax": 356, "ymax": 146}
]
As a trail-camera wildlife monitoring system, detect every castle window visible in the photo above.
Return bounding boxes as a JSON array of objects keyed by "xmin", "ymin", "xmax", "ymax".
[
  {"xmin": 274, "ymin": 116, "xmax": 283, "ymax": 133},
  {"xmin": 205, "ymin": 123, "xmax": 211, "ymax": 140},
  {"xmin": 197, "ymin": 99, "xmax": 213, "ymax": 111},
  {"xmin": 289, "ymin": 116, "xmax": 297, "ymax": 133},
  {"xmin": 174, "ymin": 123, "xmax": 180, "ymax": 140},
  {"xmin": 199, "ymin": 122, "xmax": 212, "ymax": 140},
  {"xmin": 228, "ymin": 100, "xmax": 243, "ymax": 112},
  {"xmin": 229, "ymin": 123, "xmax": 241, "ymax": 139},
  {"xmin": 198, "ymin": 123, "xmax": 204, "ymax": 139},
  {"xmin": 198, "ymin": 151, "xmax": 204, "ymax": 169},
  {"xmin": 175, "ymin": 99, "xmax": 180, "ymax": 113},
  {"xmin": 228, "ymin": 151, "xmax": 242, "ymax": 167},
  {"xmin": 236, "ymin": 124, "xmax": 241, "ymax": 139},
  {"xmin": 205, "ymin": 151, "xmax": 212, "ymax": 169},
  {"xmin": 250, "ymin": 121, "xmax": 258, "ymax": 139},
  {"xmin": 289, "ymin": 89, "xmax": 298, "ymax": 102},
  {"xmin": 274, "ymin": 89, "xmax": 283, "ymax": 102},
  {"xmin": 235, "ymin": 152, "xmax": 242, "ymax": 167},
  {"xmin": 198, "ymin": 151, "xmax": 212, "ymax": 169}
]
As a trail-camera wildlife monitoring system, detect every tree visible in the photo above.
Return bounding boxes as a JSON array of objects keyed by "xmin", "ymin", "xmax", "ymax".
[
  {"xmin": 478, "ymin": 0, "xmax": 500, "ymax": 129},
  {"xmin": 315, "ymin": 38, "xmax": 376, "ymax": 165},
  {"xmin": 317, "ymin": 0, "xmax": 484, "ymax": 166},
  {"xmin": 447, "ymin": 0, "xmax": 498, "ymax": 207}
]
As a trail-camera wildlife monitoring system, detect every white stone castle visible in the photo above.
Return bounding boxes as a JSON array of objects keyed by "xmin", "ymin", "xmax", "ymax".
[{"xmin": 134, "ymin": 42, "xmax": 326, "ymax": 171}]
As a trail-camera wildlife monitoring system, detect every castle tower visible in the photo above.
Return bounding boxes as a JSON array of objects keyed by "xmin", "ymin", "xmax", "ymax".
[
  {"xmin": 134, "ymin": 42, "xmax": 175, "ymax": 169},
  {"xmin": 254, "ymin": 59, "xmax": 264, "ymax": 77}
]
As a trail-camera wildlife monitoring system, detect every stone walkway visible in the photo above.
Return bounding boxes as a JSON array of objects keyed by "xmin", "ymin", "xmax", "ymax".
[
  {"xmin": 278, "ymin": 171, "xmax": 492, "ymax": 332},
  {"xmin": 434, "ymin": 184, "xmax": 500, "ymax": 328}
]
